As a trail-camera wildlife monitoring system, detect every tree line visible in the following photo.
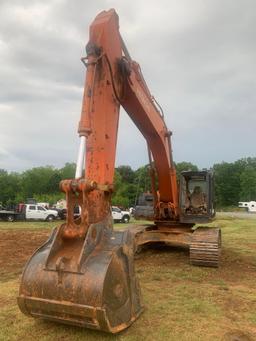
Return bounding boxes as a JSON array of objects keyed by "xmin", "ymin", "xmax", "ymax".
[{"xmin": 0, "ymin": 157, "xmax": 255, "ymax": 209}]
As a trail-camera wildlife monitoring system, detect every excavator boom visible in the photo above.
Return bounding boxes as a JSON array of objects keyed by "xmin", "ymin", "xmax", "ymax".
[{"xmin": 78, "ymin": 9, "xmax": 179, "ymax": 220}]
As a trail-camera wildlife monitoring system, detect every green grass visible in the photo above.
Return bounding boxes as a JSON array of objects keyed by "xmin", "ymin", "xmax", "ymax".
[
  {"xmin": 0, "ymin": 218, "xmax": 152, "ymax": 231},
  {"xmin": 0, "ymin": 220, "xmax": 55, "ymax": 230},
  {"xmin": 0, "ymin": 217, "xmax": 255, "ymax": 341}
]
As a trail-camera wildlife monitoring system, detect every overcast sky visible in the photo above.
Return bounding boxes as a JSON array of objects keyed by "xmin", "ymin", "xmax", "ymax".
[{"xmin": 0, "ymin": 0, "xmax": 255, "ymax": 172}]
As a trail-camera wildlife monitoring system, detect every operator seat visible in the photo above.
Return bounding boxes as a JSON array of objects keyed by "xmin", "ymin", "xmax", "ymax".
[{"xmin": 190, "ymin": 186, "xmax": 206, "ymax": 209}]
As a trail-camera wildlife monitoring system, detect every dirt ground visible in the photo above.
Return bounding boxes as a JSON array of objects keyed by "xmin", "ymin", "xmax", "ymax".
[
  {"xmin": 0, "ymin": 229, "xmax": 49, "ymax": 281},
  {"xmin": 0, "ymin": 218, "xmax": 256, "ymax": 341},
  {"xmin": 0, "ymin": 226, "xmax": 255, "ymax": 286}
]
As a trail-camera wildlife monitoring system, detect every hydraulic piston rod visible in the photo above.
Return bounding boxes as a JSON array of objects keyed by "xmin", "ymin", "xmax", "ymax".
[{"xmin": 75, "ymin": 136, "xmax": 86, "ymax": 179}]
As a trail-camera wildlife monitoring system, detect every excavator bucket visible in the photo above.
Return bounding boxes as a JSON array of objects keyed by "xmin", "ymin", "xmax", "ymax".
[{"xmin": 17, "ymin": 216, "xmax": 143, "ymax": 333}]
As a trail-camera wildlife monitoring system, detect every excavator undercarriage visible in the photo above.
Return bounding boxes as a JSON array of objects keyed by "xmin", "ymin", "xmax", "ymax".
[
  {"xmin": 130, "ymin": 224, "xmax": 221, "ymax": 268},
  {"xmin": 18, "ymin": 9, "xmax": 221, "ymax": 334}
]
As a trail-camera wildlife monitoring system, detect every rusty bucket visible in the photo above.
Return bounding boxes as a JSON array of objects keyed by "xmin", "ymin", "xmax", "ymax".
[{"xmin": 17, "ymin": 216, "xmax": 143, "ymax": 333}]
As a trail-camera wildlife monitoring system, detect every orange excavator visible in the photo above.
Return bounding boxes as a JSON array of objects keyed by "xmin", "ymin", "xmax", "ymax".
[{"xmin": 18, "ymin": 9, "xmax": 221, "ymax": 333}]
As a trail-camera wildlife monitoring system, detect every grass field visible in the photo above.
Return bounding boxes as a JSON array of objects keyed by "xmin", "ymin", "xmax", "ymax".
[{"xmin": 0, "ymin": 216, "xmax": 255, "ymax": 341}]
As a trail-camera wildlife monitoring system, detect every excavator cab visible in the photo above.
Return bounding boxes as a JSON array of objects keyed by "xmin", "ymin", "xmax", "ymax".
[{"xmin": 179, "ymin": 170, "xmax": 215, "ymax": 223}]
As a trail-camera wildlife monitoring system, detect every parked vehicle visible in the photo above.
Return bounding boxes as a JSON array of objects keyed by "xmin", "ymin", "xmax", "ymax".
[
  {"xmin": 58, "ymin": 205, "xmax": 81, "ymax": 220},
  {"xmin": 53, "ymin": 199, "xmax": 80, "ymax": 219},
  {"xmin": 0, "ymin": 204, "xmax": 58, "ymax": 222},
  {"xmin": 0, "ymin": 208, "xmax": 18, "ymax": 222},
  {"xmin": 111, "ymin": 206, "xmax": 130, "ymax": 223},
  {"xmin": 238, "ymin": 201, "xmax": 256, "ymax": 213},
  {"xmin": 56, "ymin": 201, "xmax": 130, "ymax": 222},
  {"xmin": 25, "ymin": 204, "xmax": 58, "ymax": 221},
  {"xmin": 37, "ymin": 202, "xmax": 50, "ymax": 209}
]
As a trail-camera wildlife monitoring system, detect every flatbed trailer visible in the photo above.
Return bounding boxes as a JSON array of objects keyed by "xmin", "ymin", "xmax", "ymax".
[
  {"xmin": 0, "ymin": 210, "xmax": 23, "ymax": 222},
  {"xmin": 0, "ymin": 204, "xmax": 58, "ymax": 222}
]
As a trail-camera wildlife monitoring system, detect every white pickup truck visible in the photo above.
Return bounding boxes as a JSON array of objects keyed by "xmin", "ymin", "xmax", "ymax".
[
  {"xmin": 25, "ymin": 204, "xmax": 58, "ymax": 221},
  {"xmin": 0, "ymin": 204, "xmax": 58, "ymax": 222},
  {"xmin": 111, "ymin": 206, "xmax": 131, "ymax": 223}
]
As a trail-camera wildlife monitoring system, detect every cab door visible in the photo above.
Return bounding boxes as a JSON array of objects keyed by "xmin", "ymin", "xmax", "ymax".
[
  {"xmin": 37, "ymin": 206, "xmax": 48, "ymax": 219},
  {"xmin": 112, "ymin": 207, "xmax": 122, "ymax": 222},
  {"xmin": 26, "ymin": 205, "xmax": 37, "ymax": 219}
]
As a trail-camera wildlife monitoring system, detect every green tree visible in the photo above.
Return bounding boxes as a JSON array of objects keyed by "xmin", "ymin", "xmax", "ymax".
[
  {"xmin": 213, "ymin": 162, "xmax": 241, "ymax": 207},
  {"xmin": 34, "ymin": 193, "xmax": 64, "ymax": 206},
  {"xmin": 240, "ymin": 166, "xmax": 256, "ymax": 201},
  {"xmin": 1, "ymin": 156, "xmax": 255, "ymax": 210},
  {"xmin": 60, "ymin": 163, "xmax": 76, "ymax": 179},
  {"xmin": 21, "ymin": 166, "xmax": 60, "ymax": 198},
  {"xmin": 134, "ymin": 165, "xmax": 151, "ymax": 192},
  {"xmin": 113, "ymin": 169, "xmax": 123, "ymax": 193},
  {"xmin": 111, "ymin": 194, "xmax": 129, "ymax": 208},
  {"xmin": 213, "ymin": 158, "xmax": 256, "ymax": 207},
  {"xmin": 175, "ymin": 161, "xmax": 198, "ymax": 178},
  {"xmin": 112, "ymin": 168, "xmax": 137, "ymax": 207},
  {"xmin": 0, "ymin": 169, "xmax": 21, "ymax": 206},
  {"xmin": 116, "ymin": 166, "xmax": 135, "ymax": 183},
  {"xmin": 133, "ymin": 165, "xmax": 152, "ymax": 205}
]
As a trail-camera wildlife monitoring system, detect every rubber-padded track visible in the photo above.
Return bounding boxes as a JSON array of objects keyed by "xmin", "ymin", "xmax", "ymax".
[{"xmin": 190, "ymin": 227, "xmax": 221, "ymax": 268}]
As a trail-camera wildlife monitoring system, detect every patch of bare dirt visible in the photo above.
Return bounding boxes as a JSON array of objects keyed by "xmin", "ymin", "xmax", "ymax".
[
  {"xmin": 135, "ymin": 244, "xmax": 256, "ymax": 283},
  {"xmin": 222, "ymin": 330, "xmax": 255, "ymax": 341},
  {"xmin": 0, "ymin": 229, "xmax": 255, "ymax": 285},
  {"xmin": 0, "ymin": 229, "xmax": 50, "ymax": 281}
]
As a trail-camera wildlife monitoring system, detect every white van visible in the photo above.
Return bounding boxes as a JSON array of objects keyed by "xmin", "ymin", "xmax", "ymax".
[{"xmin": 238, "ymin": 201, "xmax": 256, "ymax": 213}]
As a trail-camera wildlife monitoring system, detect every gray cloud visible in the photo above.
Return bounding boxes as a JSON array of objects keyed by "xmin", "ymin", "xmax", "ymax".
[{"xmin": 0, "ymin": 0, "xmax": 255, "ymax": 172}]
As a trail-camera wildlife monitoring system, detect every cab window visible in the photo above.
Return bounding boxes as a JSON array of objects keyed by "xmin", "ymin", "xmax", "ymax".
[{"xmin": 112, "ymin": 207, "xmax": 121, "ymax": 213}]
